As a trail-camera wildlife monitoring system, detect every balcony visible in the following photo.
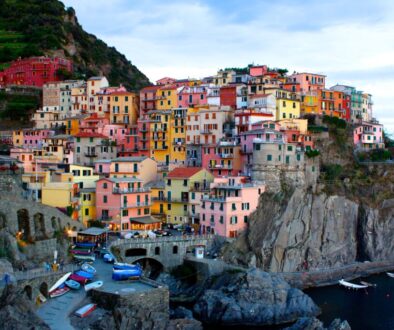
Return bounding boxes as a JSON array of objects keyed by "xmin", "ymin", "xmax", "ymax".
[
  {"xmin": 220, "ymin": 153, "xmax": 234, "ymax": 159},
  {"xmin": 173, "ymin": 140, "xmax": 185, "ymax": 146},
  {"xmin": 84, "ymin": 152, "xmax": 97, "ymax": 157},
  {"xmin": 122, "ymin": 202, "xmax": 151, "ymax": 209},
  {"xmin": 113, "ymin": 187, "xmax": 150, "ymax": 194},
  {"xmin": 208, "ymin": 164, "xmax": 233, "ymax": 170},
  {"xmin": 140, "ymin": 127, "xmax": 148, "ymax": 132},
  {"xmin": 188, "ymin": 212, "xmax": 200, "ymax": 219},
  {"xmin": 155, "ymin": 145, "xmax": 168, "ymax": 150},
  {"xmin": 200, "ymin": 129, "xmax": 212, "ymax": 134}
]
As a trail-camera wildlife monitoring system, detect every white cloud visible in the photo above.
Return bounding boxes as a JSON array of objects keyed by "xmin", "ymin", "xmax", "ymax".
[{"xmin": 62, "ymin": 0, "xmax": 394, "ymax": 132}]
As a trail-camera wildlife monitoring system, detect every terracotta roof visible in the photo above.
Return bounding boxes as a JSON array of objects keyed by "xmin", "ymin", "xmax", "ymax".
[
  {"xmin": 110, "ymin": 91, "xmax": 135, "ymax": 96},
  {"xmin": 160, "ymin": 85, "xmax": 177, "ymax": 91},
  {"xmin": 167, "ymin": 167, "xmax": 204, "ymax": 178},
  {"xmin": 141, "ymin": 86, "xmax": 160, "ymax": 92},
  {"xmin": 74, "ymin": 132, "xmax": 107, "ymax": 138}
]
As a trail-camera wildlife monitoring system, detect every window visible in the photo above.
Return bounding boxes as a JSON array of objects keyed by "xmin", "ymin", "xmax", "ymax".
[
  {"xmin": 89, "ymin": 137, "xmax": 93, "ymax": 143},
  {"xmin": 77, "ymin": 146, "xmax": 80, "ymax": 153},
  {"xmin": 155, "ymin": 247, "xmax": 160, "ymax": 255},
  {"xmin": 244, "ymin": 216, "xmax": 248, "ymax": 223},
  {"xmin": 173, "ymin": 246, "xmax": 178, "ymax": 254},
  {"xmin": 167, "ymin": 179, "xmax": 171, "ymax": 186},
  {"xmin": 283, "ymin": 101, "xmax": 286, "ymax": 107},
  {"xmin": 255, "ymin": 144, "xmax": 260, "ymax": 151},
  {"xmin": 85, "ymin": 208, "xmax": 89, "ymax": 216},
  {"xmin": 232, "ymin": 203, "xmax": 236, "ymax": 211},
  {"xmin": 287, "ymin": 145, "xmax": 293, "ymax": 151},
  {"xmin": 267, "ymin": 154, "xmax": 272, "ymax": 161},
  {"xmin": 167, "ymin": 204, "xmax": 171, "ymax": 210},
  {"xmin": 191, "ymin": 192, "xmax": 195, "ymax": 200},
  {"xmin": 296, "ymin": 154, "xmax": 301, "ymax": 161},
  {"xmin": 122, "ymin": 209, "xmax": 128, "ymax": 216},
  {"xmin": 103, "ymin": 196, "xmax": 107, "ymax": 203},
  {"xmin": 76, "ymin": 137, "xmax": 80, "ymax": 142},
  {"xmin": 133, "ymin": 164, "xmax": 138, "ymax": 172},
  {"xmin": 183, "ymin": 179, "xmax": 187, "ymax": 186},
  {"xmin": 103, "ymin": 183, "xmax": 107, "ymax": 189}
]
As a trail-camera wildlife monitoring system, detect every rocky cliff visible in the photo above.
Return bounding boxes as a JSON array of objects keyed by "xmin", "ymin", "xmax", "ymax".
[{"xmin": 223, "ymin": 185, "xmax": 394, "ymax": 272}]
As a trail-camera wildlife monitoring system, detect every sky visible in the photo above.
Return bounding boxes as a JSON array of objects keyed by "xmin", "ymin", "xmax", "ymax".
[{"xmin": 62, "ymin": 0, "xmax": 394, "ymax": 133}]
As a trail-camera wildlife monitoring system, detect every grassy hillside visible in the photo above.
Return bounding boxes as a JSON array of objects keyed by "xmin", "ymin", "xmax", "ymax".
[{"xmin": 0, "ymin": 0, "xmax": 150, "ymax": 91}]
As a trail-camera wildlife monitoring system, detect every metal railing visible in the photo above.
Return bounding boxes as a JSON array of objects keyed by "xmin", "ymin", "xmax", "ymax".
[
  {"xmin": 110, "ymin": 234, "xmax": 214, "ymax": 247},
  {"xmin": 12, "ymin": 263, "xmax": 79, "ymax": 281}
]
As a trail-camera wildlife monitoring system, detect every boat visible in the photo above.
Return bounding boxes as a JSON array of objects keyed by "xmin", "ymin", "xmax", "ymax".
[
  {"xmin": 81, "ymin": 263, "xmax": 96, "ymax": 274},
  {"xmin": 48, "ymin": 272, "xmax": 72, "ymax": 293},
  {"xmin": 84, "ymin": 280, "xmax": 103, "ymax": 291},
  {"xmin": 69, "ymin": 273, "xmax": 89, "ymax": 284},
  {"xmin": 75, "ymin": 270, "xmax": 94, "ymax": 280},
  {"xmin": 65, "ymin": 279, "xmax": 81, "ymax": 290},
  {"xmin": 103, "ymin": 253, "xmax": 114, "ymax": 263},
  {"xmin": 387, "ymin": 272, "xmax": 394, "ymax": 278},
  {"xmin": 49, "ymin": 286, "xmax": 70, "ymax": 298},
  {"xmin": 74, "ymin": 303, "xmax": 97, "ymax": 318},
  {"xmin": 76, "ymin": 242, "xmax": 96, "ymax": 248},
  {"xmin": 360, "ymin": 281, "xmax": 377, "ymax": 287},
  {"xmin": 70, "ymin": 249, "xmax": 92, "ymax": 255},
  {"xmin": 112, "ymin": 268, "xmax": 142, "ymax": 281},
  {"xmin": 113, "ymin": 262, "xmax": 141, "ymax": 270},
  {"xmin": 73, "ymin": 254, "xmax": 95, "ymax": 262},
  {"xmin": 339, "ymin": 279, "xmax": 368, "ymax": 290},
  {"xmin": 37, "ymin": 293, "xmax": 47, "ymax": 303}
]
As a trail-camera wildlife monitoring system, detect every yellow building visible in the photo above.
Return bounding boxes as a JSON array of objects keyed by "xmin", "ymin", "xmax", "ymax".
[
  {"xmin": 301, "ymin": 92, "xmax": 319, "ymax": 115},
  {"xmin": 275, "ymin": 90, "xmax": 301, "ymax": 120},
  {"xmin": 156, "ymin": 86, "xmax": 177, "ymax": 110},
  {"xmin": 79, "ymin": 188, "xmax": 96, "ymax": 227},
  {"xmin": 110, "ymin": 91, "xmax": 139, "ymax": 126},
  {"xmin": 169, "ymin": 108, "xmax": 187, "ymax": 164},
  {"xmin": 147, "ymin": 180, "xmax": 166, "ymax": 222},
  {"xmin": 109, "ymin": 156, "xmax": 158, "ymax": 183},
  {"xmin": 149, "ymin": 110, "xmax": 171, "ymax": 163},
  {"xmin": 12, "ymin": 130, "xmax": 24, "ymax": 147},
  {"xmin": 70, "ymin": 164, "xmax": 100, "ymax": 189},
  {"xmin": 278, "ymin": 119, "xmax": 308, "ymax": 134},
  {"xmin": 165, "ymin": 167, "xmax": 214, "ymax": 224},
  {"xmin": 41, "ymin": 182, "xmax": 75, "ymax": 208},
  {"xmin": 65, "ymin": 114, "xmax": 87, "ymax": 136}
]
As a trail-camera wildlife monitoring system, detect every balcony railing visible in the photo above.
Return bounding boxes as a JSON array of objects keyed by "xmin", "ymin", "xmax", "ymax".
[
  {"xmin": 200, "ymin": 129, "xmax": 212, "ymax": 134},
  {"xmin": 208, "ymin": 164, "xmax": 233, "ymax": 170},
  {"xmin": 220, "ymin": 153, "xmax": 234, "ymax": 159},
  {"xmin": 84, "ymin": 152, "xmax": 97, "ymax": 157},
  {"xmin": 113, "ymin": 187, "xmax": 150, "ymax": 194},
  {"xmin": 122, "ymin": 202, "xmax": 151, "ymax": 208}
]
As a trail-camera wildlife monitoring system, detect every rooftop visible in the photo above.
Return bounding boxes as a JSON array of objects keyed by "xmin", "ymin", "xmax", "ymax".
[
  {"xmin": 78, "ymin": 227, "xmax": 108, "ymax": 236},
  {"xmin": 167, "ymin": 167, "xmax": 203, "ymax": 178},
  {"xmin": 112, "ymin": 156, "xmax": 148, "ymax": 163},
  {"xmin": 74, "ymin": 132, "xmax": 107, "ymax": 138},
  {"xmin": 129, "ymin": 216, "xmax": 161, "ymax": 224}
]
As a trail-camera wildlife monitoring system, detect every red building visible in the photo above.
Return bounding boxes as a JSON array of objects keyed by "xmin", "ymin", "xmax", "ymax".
[
  {"xmin": 0, "ymin": 56, "xmax": 73, "ymax": 87},
  {"xmin": 342, "ymin": 94, "xmax": 351, "ymax": 121},
  {"xmin": 139, "ymin": 86, "xmax": 160, "ymax": 115},
  {"xmin": 220, "ymin": 85, "xmax": 237, "ymax": 109}
]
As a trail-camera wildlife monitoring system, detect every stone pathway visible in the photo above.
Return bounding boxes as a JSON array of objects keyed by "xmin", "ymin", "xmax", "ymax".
[{"xmin": 37, "ymin": 289, "xmax": 85, "ymax": 330}]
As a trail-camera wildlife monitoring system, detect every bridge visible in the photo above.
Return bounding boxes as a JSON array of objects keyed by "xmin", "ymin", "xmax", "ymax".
[
  {"xmin": 110, "ymin": 234, "xmax": 214, "ymax": 270},
  {"xmin": 0, "ymin": 264, "xmax": 79, "ymax": 303}
]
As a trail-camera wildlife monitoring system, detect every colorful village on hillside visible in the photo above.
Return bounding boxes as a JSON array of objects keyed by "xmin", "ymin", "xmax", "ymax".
[{"xmin": 0, "ymin": 56, "xmax": 385, "ymax": 238}]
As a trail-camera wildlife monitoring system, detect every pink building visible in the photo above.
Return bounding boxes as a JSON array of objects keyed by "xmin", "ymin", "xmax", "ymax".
[
  {"xmin": 94, "ymin": 159, "xmax": 111, "ymax": 176},
  {"xmin": 288, "ymin": 72, "xmax": 326, "ymax": 93},
  {"xmin": 201, "ymin": 140, "xmax": 242, "ymax": 177},
  {"xmin": 22, "ymin": 129, "xmax": 55, "ymax": 148},
  {"xmin": 95, "ymin": 177, "xmax": 153, "ymax": 232},
  {"xmin": 249, "ymin": 65, "xmax": 268, "ymax": 77},
  {"xmin": 200, "ymin": 176, "xmax": 264, "ymax": 237},
  {"xmin": 353, "ymin": 121, "xmax": 384, "ymax": 150},
  {"xmin": 10, "ymin": 148, "xmax": 35, "ymax": 172},
  {"xmin": 177, "ymin": 86, "xmax": 207, "ymax": 108}
]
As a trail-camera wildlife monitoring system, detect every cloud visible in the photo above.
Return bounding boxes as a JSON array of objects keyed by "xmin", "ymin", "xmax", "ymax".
[{"xmin": 62, "ymin": 0, "xmax": 394, "ymax": 132}]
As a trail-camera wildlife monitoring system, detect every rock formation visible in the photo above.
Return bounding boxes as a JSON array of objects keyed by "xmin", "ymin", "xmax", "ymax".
[
  {"xmin": 194, "ymin": 268, "xmax": 319, "ymax": 326},
  {"xmin": 223, "ymin": 185, "xmax": 394, "ymax": 272},
  {"xmin": 285, "ymin": 317, "xmax": 351, "ymax": 330}
]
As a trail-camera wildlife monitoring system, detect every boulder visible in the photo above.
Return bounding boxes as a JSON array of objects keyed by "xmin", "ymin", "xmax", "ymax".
[
  {"xmin": 284, "ymin": 317, "xmax": 351, "ymax": 330},
  {"xmin": 194, "ymin": 268, "xmax": 319, "ymax": 326}
]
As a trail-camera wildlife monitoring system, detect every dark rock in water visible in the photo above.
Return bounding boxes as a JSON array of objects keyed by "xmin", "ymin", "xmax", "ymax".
[
  {"xmin": 284, "ymin": 317, "xmax": 351, "ymax": 330},
  {"xmin": 171, "ymin": 306, "xmax": 194, "ymax": 320},
  {"xmin": 194, "ymin": 268, "xmax": 320, "ymax": 326},
  {"xmin": 0, "ymin": 285, "xmax": 49, "ymax": 330},
  {"xmin": 167, "ymin": 319, "xmax": 203, "ymax": 330}
]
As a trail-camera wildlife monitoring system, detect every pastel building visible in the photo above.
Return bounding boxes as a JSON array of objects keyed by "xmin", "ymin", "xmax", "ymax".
[
  {"xmin": 353, "ymin": 121, "xmax": 384, "ymax": 150},
  {"xmin": 79, "ymin": 188, "xmax": 96, "ymax": 227},
  {"xmin": 177, "ymin": 86, "xmax": 207, "ymax": 108},
  {"xmin": 95, "ymin": 177, "xmax": 156, "ymax": 233},
  {"xmin": 164, "ymin": 167, "xmax": 214, "ymax": 224},
  {"xmin": 201, "ymin": 140, "xmax": 242, "ymax": 177},
  {"xmin": 200, "ymin": 176, "xmax": 264, "ymax": 237},
  {"xmin": 109, "ymin": 156, "xmax": 158, "ymax": 183},
  {"xmin": 13, "ymin": 129, "xmax": 54, "ymax": 148},
  {"xmin": 275, "ymin": 89, "xmax": 301, "ymax": 120},
  {"xmin": 110, "ymin": 91, "xmax": 139, "ymax": 127},
  {"xmin": 288, "ymin": 72, "xmax": 326, "ymax": 93},
  {"xmin": 74, "ymin": 132, "xmax": 116, "ymax": 166}
]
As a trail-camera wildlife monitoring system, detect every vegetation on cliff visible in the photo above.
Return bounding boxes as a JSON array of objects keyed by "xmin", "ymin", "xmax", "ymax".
[{"xmin": 0, "ymin": 0, "xmax": 150, "ymax": 90}]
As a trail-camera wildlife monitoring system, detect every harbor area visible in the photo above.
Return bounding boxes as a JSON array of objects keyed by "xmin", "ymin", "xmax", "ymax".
[{"xmin": 37, "ymin": 258, "xmax": 166, "ymax": 330}]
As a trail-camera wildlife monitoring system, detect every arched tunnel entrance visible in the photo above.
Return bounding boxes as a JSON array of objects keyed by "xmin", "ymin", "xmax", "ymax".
[
  {"xmin": 133, "ymin": 258, "xmax": 163, "ymax": 280},
  {"xmin": 39, "ymin": 282, "xmax": 48, "ymax": 298},
  {"xmin": 17, "ymin": 209, "xmax": 31, "ymax": 242}
]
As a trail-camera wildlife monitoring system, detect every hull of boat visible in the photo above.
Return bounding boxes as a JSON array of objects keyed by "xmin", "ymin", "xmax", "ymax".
[
  {"xmin": 76, "ymin": 242, "xmax": 95, "ymax": 248},
  {"xmin": 73, "ymin": 254, "xmax": 95, "ymax": 262},
  {"xmin": 113, "ymin": 263, "xmax": 140, "ymax": 270},
  {"xmin": 49, "ymin": 286, "xmax": 70, "ymax": 298},
  {"xmin": 81, "ymin": 263, "xmax": 96, "ymax": 274},
  {"xmin": 112, "ymin": 268, "xmax": 142, "ymax": 281},
  {"xmin": 75, "ymin": 270, "xmax": 94, "ymax": 280},
  {"xmin": 65, "ymin": 279, "xmax": 81, "ymax": 290},
  {"xmin": 75, "ymin": 303, "xmax": 97, "ymax": 318},
  {"xmin": 84, "ymin": 281, "xmax": 103, "ymax": 291},
  {"xmin": 48, "ymin": 272, "xmax": 72, "ymax": 293},
  {"xmin": 69, "ymin": 273, "xmax": 89, "ymax": 284}
]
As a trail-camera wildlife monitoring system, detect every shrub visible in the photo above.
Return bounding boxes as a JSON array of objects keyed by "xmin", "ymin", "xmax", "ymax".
[
  {"xmin": 305, "ymin": 149, "xmax": 320, "ymax": 158},
  {"xmin": 322, "ymin": 164, "xmax": 343, "ymax": 181}
]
